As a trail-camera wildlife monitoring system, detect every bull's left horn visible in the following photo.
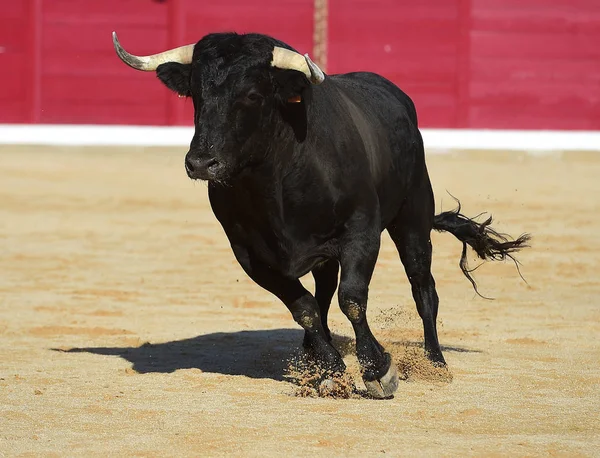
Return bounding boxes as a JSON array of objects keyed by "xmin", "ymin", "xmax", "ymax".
[
  {"xmin": 112, "ymin": 31, "xmax": 195, "ymax": 71},
  {"xmin": 271, "ymin": 47, "xmax": 325, "ymax": 84}
]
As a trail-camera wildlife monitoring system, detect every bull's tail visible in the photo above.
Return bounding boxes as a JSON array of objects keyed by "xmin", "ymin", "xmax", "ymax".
[{"xmin": 433, "ymin": 201, "xmax": 531, "ymax": 298}]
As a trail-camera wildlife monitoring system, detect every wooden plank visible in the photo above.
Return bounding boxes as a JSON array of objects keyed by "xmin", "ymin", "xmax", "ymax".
[
  {"xmin": 470, "ymin": 30, "xmax": 600, "ymax": 60},
  {"xmin": 470, "ymin": 57, "xmax": 600, "ymax": 83},
  {"xmin": 42, "ymin": 0, "xmax": 169, "ymax": 25},
  {"xmin": 472, "ymin": 0, "xmax": 600, "ymax": 9},
  {"xmin": 472, "ymin": 9, "xmax": 600, "ymax": 33}
]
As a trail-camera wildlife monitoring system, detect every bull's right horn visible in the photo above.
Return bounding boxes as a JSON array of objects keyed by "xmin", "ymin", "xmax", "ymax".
[
  {"xmin": 112, "ymin": 31, "xmax": 195, "ymax": 71},
  {"xmin": 271, "ymin": 47, "xmax": 325, "ymax": 84}
]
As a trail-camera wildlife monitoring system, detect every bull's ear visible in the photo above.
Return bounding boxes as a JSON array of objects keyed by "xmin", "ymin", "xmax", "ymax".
[
  {"xmin": 274, "ymin": 70, "xmax": 309, "ymax": 142},
  {"xmin": 156, "ymin": 62, "xmax": 191, "ymax": 97},
  {"xmin": 273, "ymin": 69, "xmax": 310, "ymax": 104}
]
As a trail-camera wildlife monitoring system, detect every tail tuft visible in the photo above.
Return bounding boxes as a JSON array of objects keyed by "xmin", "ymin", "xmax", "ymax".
[{"xmin": 433, "ymin": 201, "xmax": 531, "ymax": 298}]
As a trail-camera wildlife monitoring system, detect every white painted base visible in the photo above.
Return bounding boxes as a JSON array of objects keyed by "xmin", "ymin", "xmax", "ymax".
[{"xmin": 0, "ymin": 124, "xmax": 599, "ymax": 152}]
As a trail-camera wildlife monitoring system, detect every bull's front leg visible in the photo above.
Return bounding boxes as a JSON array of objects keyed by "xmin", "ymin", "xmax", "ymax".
[
  {"xmin": 230, "ymin": 244, "xmax": 346, "ymax": 374},
  {"xmin": 338, "ymin": 227, "xmax": 399, "ymax": 399}
]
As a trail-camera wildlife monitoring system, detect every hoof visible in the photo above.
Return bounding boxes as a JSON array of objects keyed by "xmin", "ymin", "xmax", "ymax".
[
  {"xmin": 318, "ymin": 378, "xmax": 336, "ymax": 395},
  {"xmin": 363, "ymin": 356, "xmax": 399, "ymax": 399},
  {"xmin": 426, "ymin": 350, "xmax": 447, "ymax": 367},
  {"xmin": 317, "ymin": 373, "xmax": 354, "ymax": 398}
]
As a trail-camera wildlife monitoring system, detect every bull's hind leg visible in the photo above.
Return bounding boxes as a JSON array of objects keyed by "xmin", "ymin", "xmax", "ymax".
[
  {"xmin": 387, "ymin": 185, "xmax": 446, "ymax": 366},
  {"xmin": 338, "ymin": 227, "xmax": 399, "ymax": 398}
]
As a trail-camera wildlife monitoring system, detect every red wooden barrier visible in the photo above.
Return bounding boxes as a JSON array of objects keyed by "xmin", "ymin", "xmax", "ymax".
[
  {"xmin": 0, "ymin": 0, "xmax": 598, "ymax": 129},
  {"xmin": 466, "ymin": 0, "xmax": 600, "ymax": 129}
]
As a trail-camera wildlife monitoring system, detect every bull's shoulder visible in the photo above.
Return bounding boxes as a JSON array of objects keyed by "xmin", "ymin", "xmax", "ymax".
[{"xmin": 327, "ymin": 72, "xmax": 418, "ymax": 127}]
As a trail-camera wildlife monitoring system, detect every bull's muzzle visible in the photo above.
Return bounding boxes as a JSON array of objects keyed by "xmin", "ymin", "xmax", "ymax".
[{"xmin": 185, "ymin": 154, "xmax": 223, "ymax": 181}]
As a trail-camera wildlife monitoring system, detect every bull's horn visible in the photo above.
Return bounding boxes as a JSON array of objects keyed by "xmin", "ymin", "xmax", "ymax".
[
  {"xmin": 271, "ymin": 47, "xmax": 325, "ymax": 84},
  {"xmin": 112, "ymin": 31, "xmax": 195, "ymax": 71}
]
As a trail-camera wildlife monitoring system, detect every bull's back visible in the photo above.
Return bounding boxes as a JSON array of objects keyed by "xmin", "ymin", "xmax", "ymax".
[{"xmin": 319, "ymin": 72, "xmax": 425, "ymax": 224}]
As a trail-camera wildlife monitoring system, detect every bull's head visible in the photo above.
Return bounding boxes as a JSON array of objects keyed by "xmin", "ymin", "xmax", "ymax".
[{"xmin": 112, "ymin": 32, "xmax": 324, "ymax": 182}]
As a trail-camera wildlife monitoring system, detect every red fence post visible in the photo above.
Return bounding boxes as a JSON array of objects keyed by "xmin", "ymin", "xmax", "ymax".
[
  {"xmin": 313, "ymin": 0, "xmax": 328, "ymax": 72},
  {"xmin": 456, "ymin": 0, "xmax": 471, "ymax": 128},
  {"xmin": 26, "ymin": 0, "xmax": 43, "ymax": 123},
  {"xmin": 167, "ymin": 0, "xmax": 185, "ymax": 126}
]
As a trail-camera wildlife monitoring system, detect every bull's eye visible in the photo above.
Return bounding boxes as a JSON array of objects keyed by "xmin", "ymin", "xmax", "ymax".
[{"xmin": 244, "ymin": 91, "xmax": 264, "ymax": 104}]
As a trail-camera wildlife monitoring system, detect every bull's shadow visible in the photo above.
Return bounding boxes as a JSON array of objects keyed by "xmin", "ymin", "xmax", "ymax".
[
  {"xmin": 54, "ymin": 329, "xmax": 481, "ymax": 382},
  {"xmin": 54, "ymin": 328, "xmax": 321, "ymax": 381}
]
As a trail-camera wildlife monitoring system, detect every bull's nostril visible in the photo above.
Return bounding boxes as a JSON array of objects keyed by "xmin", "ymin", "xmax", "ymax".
[
  {"xmin": 185, "ymin": 157, "xmax": 194, "ymax": 174},
  {"xmin": 206, "ymin": 158, "xmax": 220, "ymax": 173}
]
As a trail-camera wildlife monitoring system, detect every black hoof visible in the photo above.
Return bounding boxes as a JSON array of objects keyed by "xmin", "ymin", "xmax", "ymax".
[
  {"xmin": 426, "ymin": 349, "xmax": 447, "ymax": 367},
  {"xmin": 362, "ymin": 353, "xmax": 399, "ymax": 399},
  {"xmin": 318, "ymin": 373, "xmax": 355, "ymax": 398}
]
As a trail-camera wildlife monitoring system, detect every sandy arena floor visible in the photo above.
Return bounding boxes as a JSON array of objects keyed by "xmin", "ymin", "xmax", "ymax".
[{"xmin": 1, "ymin": 146, "xmax": 599, "ymax": 457}]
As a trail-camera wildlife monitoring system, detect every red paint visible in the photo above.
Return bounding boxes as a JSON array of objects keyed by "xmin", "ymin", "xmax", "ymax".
[
  {"xmin": 0, "ymin": 1, "xmax": 598, "ymax": 129},
  {"xmin": 0, "ymin": 2, "xmax": 31, "ymax": 122}
]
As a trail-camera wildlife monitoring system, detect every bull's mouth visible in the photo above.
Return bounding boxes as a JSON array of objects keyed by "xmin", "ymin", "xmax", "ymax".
[
  {"xmin": 187, "ymin": 167, "xmax": 234, "ymax": 187},
  {"xmin": 186, "ymin": 168, "xmax": 225, "ymax": 183}
]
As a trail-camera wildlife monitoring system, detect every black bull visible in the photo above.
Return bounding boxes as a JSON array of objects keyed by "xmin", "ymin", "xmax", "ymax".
[{"xmin": 113, "ymin": 32, "xmax": 529, "ymax": 398}]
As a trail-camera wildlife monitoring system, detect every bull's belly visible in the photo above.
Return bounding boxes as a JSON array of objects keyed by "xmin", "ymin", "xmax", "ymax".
[
  {"xmin": 245, "ymin": 232, "xmax": 339, "ymax": 279},
  {"xmin": 282, "ymin": 241, "xmax": 339, "ymax": 279}
]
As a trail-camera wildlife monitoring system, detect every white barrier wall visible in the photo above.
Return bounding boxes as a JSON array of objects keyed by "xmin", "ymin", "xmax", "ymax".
[{"xmin": 0, "ymin": 125, "xmax": 599, "ymax": 153}]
